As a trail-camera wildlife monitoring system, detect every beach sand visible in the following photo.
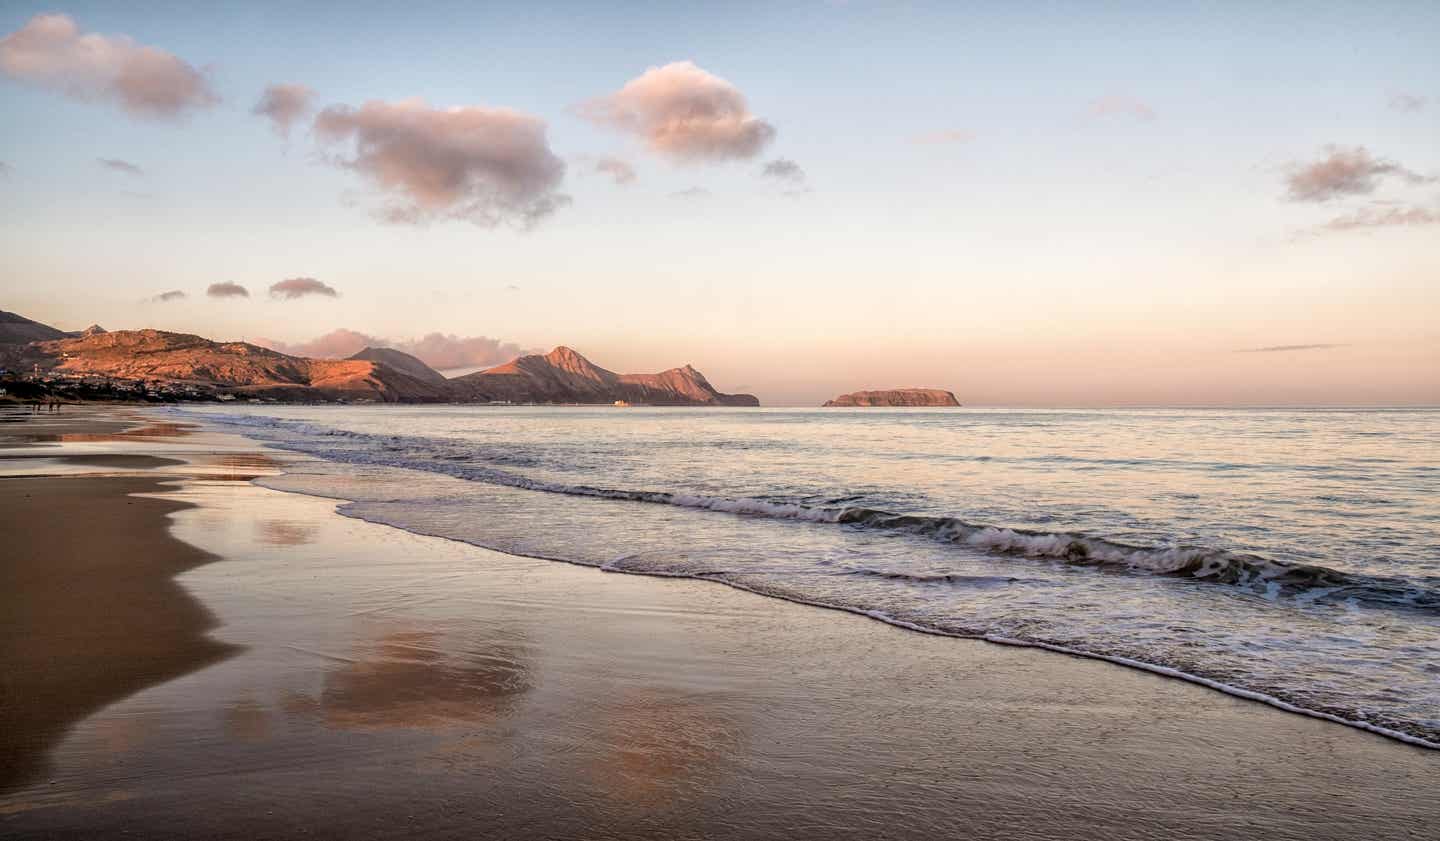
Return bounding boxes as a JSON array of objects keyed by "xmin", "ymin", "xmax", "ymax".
[{"xmin": 1, "ymin": 406, "xmax": 1435, "ymax": 839}]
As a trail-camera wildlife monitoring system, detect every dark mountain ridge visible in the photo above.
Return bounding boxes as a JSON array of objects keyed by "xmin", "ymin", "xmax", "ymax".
[{"xmin": 0, "ymin": 310, "xmax": 68, "ymax": 344}]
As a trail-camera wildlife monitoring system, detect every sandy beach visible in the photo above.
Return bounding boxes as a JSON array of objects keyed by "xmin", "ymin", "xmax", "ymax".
[{"xmin": 1, "ymin": 406, "xmax": 1436, "ymax": 840}]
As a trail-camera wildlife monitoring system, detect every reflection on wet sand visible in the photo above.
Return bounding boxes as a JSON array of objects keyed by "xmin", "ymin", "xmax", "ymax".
[
  {"xmin": 182, "ymin": 453, "xmax": 286, "ymax": 483},
  {"xmin": 0, "ymin": 417, "xmax": 196, "ymax": 447},
  {"xmin": 213, "ymin": 453, "xmax": 281, "ymax": 473},
  {"xmin": 283, "ymin": 628, "xmax": 530, "ymax": 732},
  {"xmin": 90, "ymin": 715, "xmax": 152, "ymax": 756},
  {"xmin": 0, "ymin": 453, "xmax": 185, "ymax": 471},
  {"xmin": 223, "ymin": 699, "xmax": 271, "ymax": 743},
  {"xmin": 256, "ymin": 519, "xmax": 318, "ymax": 546},
  {"xmin": 56, "ymin": 421, "xmax": 196, "ymax": 443},
  {"xmin": 586, "ymin": 689, "xmax": 743, "ymax": 808}
]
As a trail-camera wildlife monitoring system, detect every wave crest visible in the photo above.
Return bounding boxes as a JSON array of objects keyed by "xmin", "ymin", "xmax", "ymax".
[{"xmin": 186, "ymin": 409, "xmax": 1440, "ymax": 611}]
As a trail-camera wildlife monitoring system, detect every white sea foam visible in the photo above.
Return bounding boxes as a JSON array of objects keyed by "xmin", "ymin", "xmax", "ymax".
[{"xmin": 173, "ymin": 405, "xmax": 1440, "ymax": 749}]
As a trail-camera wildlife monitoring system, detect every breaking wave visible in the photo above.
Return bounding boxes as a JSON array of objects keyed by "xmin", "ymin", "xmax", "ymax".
[{"xmin": 185, "ymin": 410, "xmax": 1440, "ymax": 612}]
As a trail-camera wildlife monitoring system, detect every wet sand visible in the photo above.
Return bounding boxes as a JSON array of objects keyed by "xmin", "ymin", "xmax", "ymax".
[
  {"xmin": 1, "ymin": 407, "xmax": 1436, "ymax": 839},
  {"xmin": 0, "ymin": 476, "xmax": 236, "ymax": 790}
]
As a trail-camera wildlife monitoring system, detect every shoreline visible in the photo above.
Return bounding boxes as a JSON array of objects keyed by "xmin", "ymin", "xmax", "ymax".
[
  {"xmin": 2, "ymin": 406, "xmax": 1437, "ymax": 838},
  {"xmin": 193, "ymin": 405, "xmax": 1439, "ymax": 751},
  {"xmin": 0, "ymin": 472, "xmax": 237, "ymax": 790},
  {"xmin": 332, "ymin": 500, "xmax": 1440, "ymax": 752}
]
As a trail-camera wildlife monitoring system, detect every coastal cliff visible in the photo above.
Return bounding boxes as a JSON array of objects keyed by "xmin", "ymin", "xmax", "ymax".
[{"xmin": 823, "ymin": 388, "xmax": 960, "ymax": 407}]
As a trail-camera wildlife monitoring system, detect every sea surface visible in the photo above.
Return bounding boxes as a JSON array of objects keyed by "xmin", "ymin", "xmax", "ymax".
[{"xmin": 176, "ymin": 405, "xmax": 1440, "ymax": 747}]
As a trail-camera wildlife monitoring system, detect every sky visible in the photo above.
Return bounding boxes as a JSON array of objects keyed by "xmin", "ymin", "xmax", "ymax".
[{"xmin": 0, "ymin": 0, "xmax": 1437, "ymax": 406}]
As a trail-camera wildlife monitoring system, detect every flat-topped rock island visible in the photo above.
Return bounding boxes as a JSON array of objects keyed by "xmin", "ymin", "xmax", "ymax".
[{"xmin": 822, "ymin": 388, "xmax": 961, "ymax": 407}]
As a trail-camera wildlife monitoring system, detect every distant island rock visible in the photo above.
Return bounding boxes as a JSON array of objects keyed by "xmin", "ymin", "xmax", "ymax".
[{"xmin": 822, "ymin": 388, "xmax": 960, "ymax": 407}]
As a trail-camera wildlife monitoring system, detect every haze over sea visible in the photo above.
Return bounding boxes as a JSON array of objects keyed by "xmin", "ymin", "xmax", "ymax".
[{"xmin": 181, "ymin": 404, "xmax": 1440, "ymax": 747}]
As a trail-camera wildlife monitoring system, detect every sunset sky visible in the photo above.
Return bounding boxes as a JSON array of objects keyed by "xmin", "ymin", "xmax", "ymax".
[{"xmin": 1, "ymin": 1, "xmax": 1437, "ymax": 405}]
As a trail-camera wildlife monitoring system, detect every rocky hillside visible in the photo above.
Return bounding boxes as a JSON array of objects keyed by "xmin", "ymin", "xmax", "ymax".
[
  {"xmin": 31, "ymin": 329, "xmax": 445, "ymax": 402},
  {"xmin": 1, "ymin": 309, "xmax": 759, "ymax": 406},
  {"xmin": 348, "ymin": 346, "xmax": 447, "ymax": 386},
  {"xmin": 449, "ymin": 346, "xmax": 759, "ymax": 406},
  {"xmin": 823, "ymin": 388, "xmax": 960, "ymax": 407}
]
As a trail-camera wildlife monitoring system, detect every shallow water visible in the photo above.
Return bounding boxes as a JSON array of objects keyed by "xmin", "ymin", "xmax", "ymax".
[
  {"xmin": 177, "ymin": 405, "xmax": 1440, "ymax": 746},
  {"xmin": 10, "ymin": 473, "xmax": 1434, "ymax": 840}
]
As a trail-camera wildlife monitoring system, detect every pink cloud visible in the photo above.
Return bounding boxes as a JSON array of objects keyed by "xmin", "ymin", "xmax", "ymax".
[
  {"xmin": 253, "ymin": 82, "xmax": 315, "ymax": 137},
  {"xmin": 594, "ymin": 156, "xmax": 636, "ymax": 185},
  {"xmin": 256, "ymin": 328, "xmax": 531, "ymax": 370},
  {"xmin": 314, "ymin": 98, "xmax": 569, "ymax": 228},
  {"xmin": 269, "ymin": 277, "xmax": 338, "ymax": 300},
  {"xmin": 0, "ymin": 14, "xmax": 217, "ymax": 119},
  {"xmin": 206, "ymin": 282, "xmax": 249, "ymax": 299},
  {"xmin": 578, "ymin": 61, "xmax": 776, "ymax": 161},
  {"xmin": 254, "ymin": 329, "xmax": 375, "ymax": 358},
  {"xmin": 1285, "ymin": 145, "xmax": 1436, "ymax": 203},
  {"xmin": 1306, "ymin": 203, "xmax": 1439, "ymax": 235}
]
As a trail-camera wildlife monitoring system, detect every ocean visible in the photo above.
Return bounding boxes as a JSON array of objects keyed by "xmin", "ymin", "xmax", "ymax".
[{"xmin": 176, "ymin": 405, "xmax": 1440, "ymax": 748}]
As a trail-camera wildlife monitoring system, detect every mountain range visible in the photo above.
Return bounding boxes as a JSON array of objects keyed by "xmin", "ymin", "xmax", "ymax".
[
  {"xmin": 449, "ymin": 346, "xmax": 757, "ymax": 406},
  {"xmin": 0, "ymin": 311, "xmax": 758, "ymax": 406}
]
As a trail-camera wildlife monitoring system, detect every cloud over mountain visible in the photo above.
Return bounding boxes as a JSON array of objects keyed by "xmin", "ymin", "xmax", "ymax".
[
  {"xmin": 256, "ymin": 328, "xmax": 531, "ymax": 371},
  {"xmin": 0, "ymin": 13, "xmax": 218, "ymax": 119},
  {"xmin": 313, "ymin": 98, "xmax": 569, "ymax": 228},
  {"xmin": 269, "ymin": 277, "xmax": 338, "ymax": 300},
  {"xmin": 578, "ymin": 61, "xmax": 775, "ymax": 161},
  {"xmin": 253, "ymin": 82, "xmax": 315, "ymax": 137}
]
